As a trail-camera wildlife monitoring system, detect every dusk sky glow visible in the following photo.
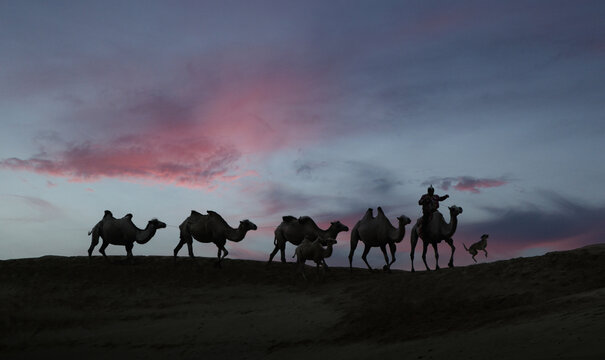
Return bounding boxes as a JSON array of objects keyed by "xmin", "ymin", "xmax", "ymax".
[{"xmin": 1, "ymin": 1, "xmax": 604, "ymax": 269}]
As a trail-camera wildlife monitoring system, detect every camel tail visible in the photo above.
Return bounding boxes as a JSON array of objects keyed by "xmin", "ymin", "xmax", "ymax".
[
  {"xmin": 463, "ymin": 243, "xmax": 469, "ymax": 251},
  {"xmin": 88, "ymin": 222, "xmax": 101, "ymax": 237}
]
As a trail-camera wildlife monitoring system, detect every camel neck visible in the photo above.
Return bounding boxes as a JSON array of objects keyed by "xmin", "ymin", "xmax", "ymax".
[
  {"xmin": 389, "ymin": 220, "xmax": 407, "ymax": 243},
  {"xmin": 226, "ymin": 225, "xmax": 247, "ymax": 242},
  {"xmin": 445, "ymin": 212, "xmax": 458, "ymax": 238},
  {"xmin": 135, "ymin": 223, "xmax": 157, "ymax": 244}
]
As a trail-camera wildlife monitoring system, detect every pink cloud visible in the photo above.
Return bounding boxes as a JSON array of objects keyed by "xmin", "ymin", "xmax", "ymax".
[
  {"xmin": 1, "ymin": 64, "xmax": 325, "ymax": 189},
  {"xmin": 453, "ymin": 177, "xmax": 508, "ymax": 193},
  {"xmin": 427, "ymin": 176, "xmax": 508, "ymax": 194},
  {"xmin": 0, "ymin": 137, "xmax": 240, "ymax": 188}
]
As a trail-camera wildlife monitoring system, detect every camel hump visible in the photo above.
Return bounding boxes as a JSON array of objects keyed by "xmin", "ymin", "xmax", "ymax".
[
  {"xmin": 298, "ymin": 216, "xmax": 314, "ymax": 224},
  {"xmin": 206, "ymin": 210, "xmax": 223, "ymax": 219},
  {"xmin": 103, "ymin": 210, "xmax": 113, "ymax": 218},
  {"xmin": 282, "ymin": 215, "xmax": 297, "ymax": 223},
  {"xmin": 206, "ymin": 210, "xmax": 230, "ymax": 227},
  {"xmin": 124, "ymin": 213, "xmax": 133, "ymax": 220},
  {"xmin": 190, "ymin": 210, "xmax": 203, "ymax": 217},
  {"xmin": 362, "ymin": 208, "xmax": 374, "ymax": 220},
  {"xmin": 377, "ymin": 207, "xmax": 386, "ymax": 216}
]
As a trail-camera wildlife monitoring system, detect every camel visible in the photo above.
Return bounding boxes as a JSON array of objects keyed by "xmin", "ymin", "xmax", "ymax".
[
  {"xmin": 293, "ymin": 236, "xmax": 338, "ymax": 280},
  {"xmin": 267, "ymin": 215, "xmax": 349, "ymax": 268},
  {"xmin": 348, "ymin": 207, "xmax": 411, "ymax": 272},
  {"xmin": 87, "ymin": 210, "xmax": 166, "ymax": 261},
  {"xmin": 410, "ymin": 205, "xmax": 463, "ymax": 272},
  {"xmin": 174, "ymin": 210, "xmax": 257, "ymax": 268},
  {"xmin": 464, "ymin": 234, "xmax": 489, "ymax": 262}
]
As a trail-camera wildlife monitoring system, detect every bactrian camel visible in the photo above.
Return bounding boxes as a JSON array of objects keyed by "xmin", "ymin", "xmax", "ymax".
[
  {"xmin": 88, "ymin": 210, "xmax": 167, "ymax": 261},
  {"xmin": 268, "ymin": 215, "xmax": 349, "ymax": 269},
  {"xmin": 410, "ymin": 205, "xmax": 463, "ymax": 272},
  {"xmin": 464, "ymin": 233, "xmax": 489, "ymax": 262},
  {"xmin": 293, "ymin": 236, "xmax": 338, "ymax": 280},
  {"xmin": 174, "ymin": 210, "xmax": 257, "ymax": 268},
  {"xmin": 348, "ymin": 207, "xmax": 411, "ymax": 272}
]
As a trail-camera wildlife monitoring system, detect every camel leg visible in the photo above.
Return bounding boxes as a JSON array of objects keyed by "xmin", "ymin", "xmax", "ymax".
[
  {"xmin": 173, "ymin": 238, "xmax": 187, "ymax": 261},
  {"xmin": 379, "ymin": 244, "xmax": 391, "ymax": 272},
  {"xmin": 125, "ymin": 243, "xmax": 134, "ymax": 263},
  {"xmin": 99, "ymin": 240, "xmax": 109, "ymax": 261},
  {"xmin": 388, "ymin": 242, "xmax": 397, "ymax": 268},
  {"xmin": 268, "ymin": 243, "xmax": 280, "ymax": 264},
  {"xmin": 410, "ymin": 227, "xmax": 419, "ymax": 272},
  {"xmin": 174, "ymin": 231, "xmax": 195, "ymax": 262},
  {"xmin": 472, "ymin": 254, "xmax": 477, "ymax": 263},
  {"xmin": 88, "ymin": 233, "xmax": 99, "ymax": 259},
  {"xmin": 279, "ymin": 243, "xmax": 287, "ymax": 263},
  {"xmin": 361, "ymin": 244, "xmax": 373, "ymax": 272},
  {"xmin": 348, "ymin": 246, "xmax": 356, "ymax": 272},
  {"xmin": 220, "ymin": 246, "xmax": 229, "ymax": 261},
  {"xmin": 483, "ymin": 249, "xmax": 488, "ymax": 258},
  {"xmin": 215, "ymin": 247, "xmax": 223, "ymax": 268},
  {"xmin": 445, "ymin": 238, "xmax": 455, "ymax": 268},
  {"xmin": 321, "ymin": 259, "xmax": 330, "ymax": 272},
  {"xmin": 432, "ymin": 242, "xmax": 440, "ymax": 270},
  {"xmin": 298, "ymin": 260, "xmax": 307, "ymax": 280},
  {"xmin": 421, "ymin": 241, "xmax": 430, "ymax": 271},
  {"xmin": 349, "ymin": 230, "xmax": 360, "ymax": 272}
]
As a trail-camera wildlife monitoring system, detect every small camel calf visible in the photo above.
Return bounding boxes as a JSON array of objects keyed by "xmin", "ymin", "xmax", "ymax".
[
  {"xmin": 464, "ymin": 234, "xmax": 489, "ymax": 263},
  {"xmin": 293, "ymin": 236, "xmax": 337, "ymax": 280}
]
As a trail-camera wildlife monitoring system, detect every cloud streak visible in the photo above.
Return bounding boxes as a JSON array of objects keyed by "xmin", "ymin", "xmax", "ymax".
[{"xmin": 425, "ymin": 176, "xmax": 509, "ymax": 193}]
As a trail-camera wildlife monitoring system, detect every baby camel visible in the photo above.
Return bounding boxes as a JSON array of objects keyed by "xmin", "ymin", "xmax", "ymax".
[
  {"xmin": 293, "ymin": 236, "xmax": 337, "ymax": 280},
  {"xmin": 464, "ymin": 234, "xmax": 489, "ymax": 262}
]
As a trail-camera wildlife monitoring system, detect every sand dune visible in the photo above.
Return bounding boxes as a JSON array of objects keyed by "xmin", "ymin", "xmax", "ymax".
[{"xmin": 2, "ymin": 245, "xmax": 605, "ymax": 359}]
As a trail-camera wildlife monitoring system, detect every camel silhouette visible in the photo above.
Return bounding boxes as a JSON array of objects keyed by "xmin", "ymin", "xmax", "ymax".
[
  {"xmin": 293, "ymin": 236, "xmax": 338, "ymax": 280},
  {"xmin": 174, "ymin": 210, "xmax": 257, "ymax": 268},
  {"xmin": 267, "ymin": 215, "xmax": 349, "ymax": 269},
  {"xmin": 348, "ymin": 207, "xmax": 411, "ymax": 272},
  {"xmin": 410, "ymin": 205, "xmax": 463, "ymax": 272},
  {"xmin": 87, "ymin": 210, "xmax": 166, "ymax": 261}
]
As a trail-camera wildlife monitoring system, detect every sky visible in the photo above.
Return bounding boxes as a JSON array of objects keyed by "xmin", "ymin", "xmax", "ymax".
[{"xmin": 1, "ymin": 0, "xmax": 604, "ymax": 269}]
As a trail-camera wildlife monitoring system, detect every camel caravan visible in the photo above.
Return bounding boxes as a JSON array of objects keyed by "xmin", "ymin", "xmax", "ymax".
[{"xmin": 87, "ymin": 186, "xmax": 489, "ymax": 276}]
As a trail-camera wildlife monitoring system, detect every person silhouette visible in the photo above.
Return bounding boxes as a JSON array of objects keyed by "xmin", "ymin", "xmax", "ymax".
[{"xmin": 418, "ymin": 185, "xmax": 449, "ymax": 236}]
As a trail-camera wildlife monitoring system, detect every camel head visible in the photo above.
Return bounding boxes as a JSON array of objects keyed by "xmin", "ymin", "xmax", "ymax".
[
  {"xmin": 239, "ymin": 219, "xmax": 258, "ymax": 232},
  {"xmin": 329, "ymin": 221, "xmax": 349, "ymax": 233},
  {"xmin": 148, "ymin": 218, "xmax": 167, "ymax": 229},
  {"xmin": 448, "ymin": 205, "xmax": 463, "ymax": 216},
  {"xmin": 397, "ymin": 215, "xmax": 412, "ymax": 226}
]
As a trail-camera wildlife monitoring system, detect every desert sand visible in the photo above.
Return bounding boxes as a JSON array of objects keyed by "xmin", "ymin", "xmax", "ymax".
[{"xmin": 2, "ymin": 244, "xmax": 605, "ymax": 359}]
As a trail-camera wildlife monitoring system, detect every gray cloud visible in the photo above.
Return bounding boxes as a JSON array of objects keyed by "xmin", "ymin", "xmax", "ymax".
[{"xmin": 461, "ymin": 191, "xmax": 605, "ymax": 246}]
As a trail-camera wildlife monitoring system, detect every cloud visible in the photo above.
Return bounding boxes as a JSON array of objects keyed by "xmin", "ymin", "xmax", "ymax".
[
  {"xmin": 0, "ymin": 136, "xmax": 242, "ymax": 188},
  {"xmin": 424, "ymin": 176, "xmax": 509, "ymax": 193},
  {"xmin": 457, "ymin": 191, "xmax": 605, "ymax": 258},
  {"xmin": 0, "ymin": 194, "xmax": 64, "ymax": 222}
]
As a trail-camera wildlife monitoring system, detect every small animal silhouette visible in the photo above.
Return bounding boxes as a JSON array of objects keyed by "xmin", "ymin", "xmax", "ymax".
[{"xmin": 463, "ymin": 234, "xmax": 489, "ymax": 262}]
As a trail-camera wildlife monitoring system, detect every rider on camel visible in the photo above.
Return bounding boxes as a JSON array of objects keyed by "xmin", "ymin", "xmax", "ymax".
[{"xmin": 418, "ymin": 185, "xmax": 449, "ymax": 237}]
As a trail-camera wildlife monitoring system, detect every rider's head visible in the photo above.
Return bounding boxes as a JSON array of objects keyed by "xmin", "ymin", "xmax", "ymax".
[{"xmin": 428, "ymin": 185, "xmax": 434, "ymax": 195}]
